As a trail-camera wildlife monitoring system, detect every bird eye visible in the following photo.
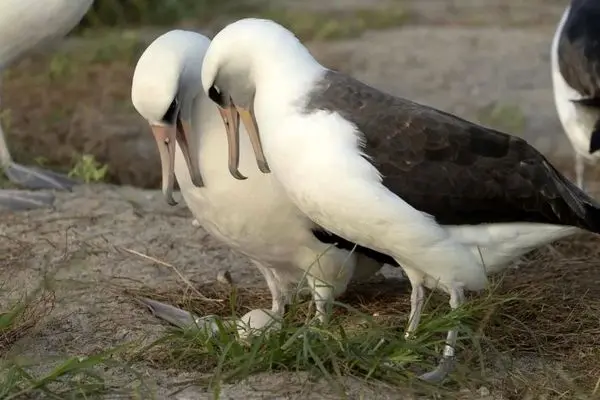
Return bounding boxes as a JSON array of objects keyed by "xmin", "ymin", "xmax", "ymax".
[{"xmin": 208, "ymin": 85, "xmax": 225, "ymax": 106}]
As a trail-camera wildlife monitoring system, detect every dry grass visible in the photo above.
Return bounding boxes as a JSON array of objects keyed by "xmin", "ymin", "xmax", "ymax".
[
  {"xmin": 0, "ymin": 245, "xmax": 148, "ymax": 398},
  {"xmin": 0, "ymin": 236, "xmax": 55, "ymax": 354},
  {"xmin": 0, "ymin": 290, "xmax": 55, "ymax": 356},
  {"xmin": 116, "ymin": 234, "xmax": 600, "ymax": 398},
  {"xmin": 2, "ymin": 190, "xmax": 600, "ymax": 397}
]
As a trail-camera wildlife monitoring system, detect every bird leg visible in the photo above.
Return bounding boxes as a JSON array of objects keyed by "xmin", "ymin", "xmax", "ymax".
[
  {"xmin": 0, "ymin": 109, "xmax": 77, "ymax": 211},
  {"xmin": 253, "ymin": 261, "xmax": 289, "ymax": 316},
  {"xmin": 0, "ymin": 116, "xmax": 78, "ymax": 193},
  {"xmin": 375, "ymin": 283, "xmax": 422, "ymax": 368},
  {"xmin": 306, "ymin": 275, "xmax": 335, "ymax": 324},
  {"xmin": 4, "ymin": 160, "xmax": 79, "ymax": 191},
  {"xmin": 0, "ymin": 122, "xmax": 59, "ymax": 210},
  {"xmin": 405, "ymin": 284, "xmax": 425, "ymax": 339},
  {"xmin": 575, "ymin": 152, "xmax": 585, "ymax": 190},
  {"xmin": 419, "ymin": 285, "xmax": 464, "ymax": 383}
]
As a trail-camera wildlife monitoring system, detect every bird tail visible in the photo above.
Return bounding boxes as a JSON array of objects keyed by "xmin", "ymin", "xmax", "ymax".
[{"xmin": 543, "ymin": 160, "xmax": 600, "ymax": 233}]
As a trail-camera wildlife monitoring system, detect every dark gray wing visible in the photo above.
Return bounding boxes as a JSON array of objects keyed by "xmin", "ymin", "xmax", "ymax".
[
  {"xmin": 303, "ymin": 70, "xmax": 600, "ymax": 231},
  {"xmin": 311, "ymin": 227, "xmax": 398, "ymax": 266},
  {"xmin": 557, "ymin": 0, "xmax": 600, "ymax": 102}
]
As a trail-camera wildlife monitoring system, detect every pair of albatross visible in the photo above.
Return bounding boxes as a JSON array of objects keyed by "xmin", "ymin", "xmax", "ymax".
[
  {"xmin": 190, "ymin": 18, "xmax": 600, "ymax": 382},
  {"xmin": 131, "ymin": 30, "xmax": 387, "ymax": 334},
  {"xmin": 0, "ymin": 0, "xmax": 93, "ymax": 210}
]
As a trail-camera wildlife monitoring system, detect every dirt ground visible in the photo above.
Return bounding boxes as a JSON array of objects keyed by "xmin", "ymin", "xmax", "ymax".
[{"xmin": 3, "ymin": 1, "xmax": 600, "ymax": 399}]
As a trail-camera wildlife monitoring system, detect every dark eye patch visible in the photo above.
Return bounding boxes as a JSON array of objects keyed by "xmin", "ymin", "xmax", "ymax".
[
  {"xmin": 208, "ymin": 85, "xmax": 225, "ymax": 106},
  {"xmin": 162, "ymin": 98, "xmax": 179, "ymax": 124}
]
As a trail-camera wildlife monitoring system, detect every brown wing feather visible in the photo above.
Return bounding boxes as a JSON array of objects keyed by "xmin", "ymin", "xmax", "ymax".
[{"xmin": 303, "ymin": 70, "xmax": 600, "ymax": 229}]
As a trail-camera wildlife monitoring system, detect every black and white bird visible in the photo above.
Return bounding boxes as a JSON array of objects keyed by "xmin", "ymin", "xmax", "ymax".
[
  {"xmin": 552, "ymin": 0, "xmax": 600, "ymax": 190},
  {"xmin": 0, "ymin": 0, "xmax": 93, "ymax": 210},
  {"xmin": 200, "ymin": 18, "xmax": 600, "ymax": 383},
  {"xmin": 131, "ymin": 30, "xmax": 387, "ymax": 334}
]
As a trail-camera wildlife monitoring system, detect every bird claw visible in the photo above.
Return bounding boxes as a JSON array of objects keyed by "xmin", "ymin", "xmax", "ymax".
[
  {"xmin": 378, "ymin": 352, "xmax": 454, "ymax": 384},
  {"xmin": 5, "ymin": 163, "xmax": 79, "ymax": 191},
  {"xmin": 418, "ymin": 356, "xmax": 455, "ymax": 383}
]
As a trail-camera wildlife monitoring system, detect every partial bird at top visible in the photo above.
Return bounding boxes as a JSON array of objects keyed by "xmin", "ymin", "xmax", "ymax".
[
  {"xmin": 552, "ymin": 0, "xmax": 600, "ymax": 190},
  {"xmin": 0, "ymin": 0, "xmax": 94, "ymax": 211},
  {"xmin": 201, "ymin": 17, "xmax": 600, "ymax": 383}
]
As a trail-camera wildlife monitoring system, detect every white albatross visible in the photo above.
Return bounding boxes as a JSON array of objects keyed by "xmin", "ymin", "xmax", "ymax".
[
  {"xmin": 551, "ymin": 0, "xmax": 600, "ymax": 190},
  {"xmin": 200, "ymin": 18, "xmax": 600, "ymax": 382},
  {"xmin": 130, "ymin": 30, "xmax": 388, "ymax": 332},
  {"xmin": 0, "ymin": 0, "xmax": 93, "ymax": 211}
]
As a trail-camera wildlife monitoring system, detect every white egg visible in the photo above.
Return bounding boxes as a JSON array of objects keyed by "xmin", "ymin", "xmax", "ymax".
[{"xmin": 236, "ymin": 308, "xmax": 282, "ymax": 340}]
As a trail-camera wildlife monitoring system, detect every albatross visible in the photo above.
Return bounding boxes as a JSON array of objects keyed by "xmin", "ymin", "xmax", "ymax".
[
  {"xmin": 552, "ymin": 0, "xmax": 600, "ymax": 190},
  {"xmin": 200, "ymin": 18, "xmax": 600, "ymax": 382},
  {"xmin": 0, "ymin": 0, "xmax": 93, "ymax": 210},
  {"xmin": 131, "ymin": 29, "xmax": 387, "ymax": 331}
]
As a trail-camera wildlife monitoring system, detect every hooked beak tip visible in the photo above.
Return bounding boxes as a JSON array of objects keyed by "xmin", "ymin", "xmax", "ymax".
[
  {"xmin": 229, "ymin": 167, "xmax": 247, "ymax": 181},
  {"xmin": 257, "ymin": 160, "xmax": 271, "ymax": 174},
  {"xmin": 163, "ymin": 191, "xmax": 178, "ymax": 206},
  {"xmin": 191, "ymin": 176, "xmax": 204, "ymax": 188}
]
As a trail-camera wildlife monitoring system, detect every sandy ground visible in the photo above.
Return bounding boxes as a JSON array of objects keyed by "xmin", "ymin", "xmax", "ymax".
[
  {"xmin": 4, "ymin": 1, "xmax": 600, "ymax": 399},
  {"xmin": 0, "ymin": 185, "xmax": 415, "ymax": 399}
]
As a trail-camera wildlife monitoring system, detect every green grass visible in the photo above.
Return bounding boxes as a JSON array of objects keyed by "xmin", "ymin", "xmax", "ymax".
[
  {"xmin": 0, "ymin": 351, "xmax": 131, "ymax": 399},
  {"xmin": 126, "ymin": 283, "xmax": 523, "ymax": 398},
  {"xmin": 0, "ymin": 288, "xmax": 114, "ymax": 399},
  {"xmin": 79, "ymin": 0, "xmax": 247, "ymax": 29},
  {"xmin": 0, "ymin": 289, "xmax": 150, "ymax": 398},
  {"xmin": 1, "ymin": 274, "xmax": 598, "ymax": 398},
  {"xmin": 260, "ymin": 7, "xmax": 409, "ymax": 41},
  {"xmin": 68, "ymin": 154, "xmax": 109, "ymax": 183},
  {"xmin": 77, "ymin": 0, "xmax": 409, "ymax": 42},
  {"xmin": 119, "ymin": 257, "xmax": 600, "ymax": 399}
]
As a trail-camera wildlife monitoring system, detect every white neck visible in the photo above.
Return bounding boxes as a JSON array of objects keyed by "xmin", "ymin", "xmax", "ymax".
[{"xmin": 250, "ymin": 43, "xmax": 326, "ymax": 113}]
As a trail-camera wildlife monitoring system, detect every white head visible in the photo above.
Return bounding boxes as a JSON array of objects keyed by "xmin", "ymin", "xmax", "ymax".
[
  {"xmin": 201, "ymin": 18, "xmax": 322, "ymax": 179},
  {"xmin": 131, "ymin": 29, "xmax": 209, "ymax": 205}
]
